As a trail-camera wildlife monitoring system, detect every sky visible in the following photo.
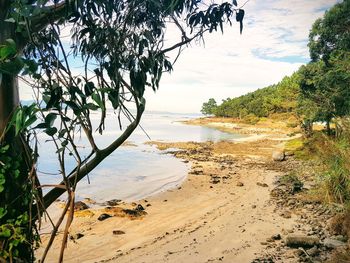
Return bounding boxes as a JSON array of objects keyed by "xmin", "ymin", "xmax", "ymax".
[
  {"xmin": 143, "ymin": 0, "xmax": 340, "ymax": 113},
  {"xmin": 19, "ymin": 0, "xmax": 340, "ymax": 114}
]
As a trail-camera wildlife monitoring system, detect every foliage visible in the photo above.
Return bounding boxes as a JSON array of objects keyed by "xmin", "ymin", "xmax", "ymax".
[
  {"xmin": 298, "ymin": 51, "xmax": 350, "ymax": 131},
  {"xmin": 321, "ymin": 127, "xmax": 350, "ymax": 204},
  {"xmin": 201, "ymin": 98, "xmax": 217, "ymax": 115},
  {"xmin": 0, "ymin": 143, "xmax": 38, "ymax": 261},
  {"xmin": 213, "ymin": 72, "xmax": 300, "ymax": 119},
  {"xmin": 308, "ymin": 0, "xmax": 350, "ymax": 62}
]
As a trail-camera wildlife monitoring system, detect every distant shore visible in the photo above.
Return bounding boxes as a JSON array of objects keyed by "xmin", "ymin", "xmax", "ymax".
[{"xmin": 37, "ymin": 117, "xmax": 333, "ymax": 262}]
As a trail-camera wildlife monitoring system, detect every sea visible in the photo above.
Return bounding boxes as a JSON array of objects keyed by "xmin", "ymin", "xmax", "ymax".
[{"xmin": 37, "ymin": 111, "xmax": 243, "ymax": 203}]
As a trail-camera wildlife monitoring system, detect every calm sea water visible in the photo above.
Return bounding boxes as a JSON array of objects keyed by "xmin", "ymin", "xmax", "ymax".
[{"xmin": 37, "ymin": 111, "xmax": 243, "ymax": 202}]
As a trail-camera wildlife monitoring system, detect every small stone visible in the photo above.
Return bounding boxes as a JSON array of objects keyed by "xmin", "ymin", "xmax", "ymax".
[
  {"xmin": 307, "ymin": 246, "xmax": 319, "ymax": 257},
  {"xmin": 104, "ymin": 199, "xmax": 121, "ymax": 206},
  {"xmin": 272, "ymin": 234, "xmax": 282, "ymax": 240},
  {"xmin": 252, "ymin": 205, "xmax": 257, "ymax": 209},
  {"xmin": 136, "ymin": 204, "xmax": 145, "ymax": 211},
  {"xmin": 70, "ymin": 233, "xmax": 84, "ymax": 240},
  {"xmin": 74, "ymin": 201, "xmax": 89, "ymax": 211},
  {"xmin": 266, "ymin": 237, "xmax": 274, "ymax": 242},
  {"xmin": 113, "ymin": 230, "xmax": 126, "ymax": 235},
  {"xmin": 323, "ymin": 238, "xmax": 347, "ymax": 249},
  {"xmin": 191, "ymin": 167, "xmax": 204, "ymax": 175},
  {"xmin": 257, "ymin": 182, "xmax": 269, "ymax": 187},
  {"xmin": 146, "ymin": 204, "xmax": 152, "ymax": 207},
  {"xmin": 272, "ymin": 151, "xmax": 285, "ymax": 162},
  {"xmin": 280, "ymin": 211, "xmax": 292, "ymax": 219},
  {"xmin": 285, "ymin": 234, "xmax": 319, "ymax": 248},
  {"xmin": 287, "ymin": 199, "xmax": 296, "ymax": 206},
  {"xmin": 98, "ymin": 213, "xmax": 112, "ymax": 221},
  {"xmin": 236, "ymin": 182, "xmax": 244, "ymax": 187}
]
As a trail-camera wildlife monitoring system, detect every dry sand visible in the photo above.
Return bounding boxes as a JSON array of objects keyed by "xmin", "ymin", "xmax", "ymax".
[{"xmin": 37, "ymin": 117, "xmax": 308, "ymax": 262}]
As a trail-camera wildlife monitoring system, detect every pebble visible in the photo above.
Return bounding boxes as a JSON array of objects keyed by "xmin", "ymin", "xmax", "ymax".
[
  {"xmin": 236, "ymin": 182, "xmax": 244, "ymax": 187},
  {"xmin": 98, "ymin": 213, "xmax": 112, "ymax": 221},
  {"xmin": 113, "ymin": 230, "xmax": 126, "ymax": 235},
  {"xmin": 74, "ymin": 201, "xmax": 89, "ymax": 211}
]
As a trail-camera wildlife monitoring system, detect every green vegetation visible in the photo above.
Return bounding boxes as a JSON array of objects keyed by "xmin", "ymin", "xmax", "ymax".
[
  {"xmin": 209, "ymin": 72, "xmax": 300, "ymax": 120},
  {"xmin": 201, "ymin": 98, "xmax": 218, "ymax": 115}
]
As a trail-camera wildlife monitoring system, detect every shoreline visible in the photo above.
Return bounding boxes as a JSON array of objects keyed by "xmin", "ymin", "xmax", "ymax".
[{"xmin": 36, "ymin": 117, "xmax": 336, "ymax": 262}]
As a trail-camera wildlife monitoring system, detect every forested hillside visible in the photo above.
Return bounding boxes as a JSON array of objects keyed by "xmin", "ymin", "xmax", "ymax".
[{"xmin": 210, "ymin": 72, "xmax": 300, "ymax": 119}]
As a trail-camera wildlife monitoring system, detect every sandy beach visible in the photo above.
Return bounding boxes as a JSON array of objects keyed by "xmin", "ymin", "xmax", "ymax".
[{"xmin": 36, "ymin": 117, "xmax": 338, "ymax": 262}]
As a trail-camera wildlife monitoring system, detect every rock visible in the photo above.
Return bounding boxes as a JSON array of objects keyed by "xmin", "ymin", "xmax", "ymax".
[
  {"xmin": 210, "ymin": 176, "xmax": 221, "ymax": 184},
  {"xmin": 323, "ymin": 238, "xmax": 347, "ymax": 249},
  {"xmin": 272, "ymin": 151, "xmax": 285, "ymax": 162},
  {"xmin": 136, "ymin": 204, "xmax": 145, "ymax": 211},
  {"xmin": 287, "ymin": 199, "xmax": 296, "ymax": 206},
  {"xmin": 103, "ymin": 199, "xmax": 121, "ymax": 206},
  {"xmin": 272, "ymin": 234, "xmax": 282, "ymax": 240},
  {"xmin": 113, "ymin": 230, "xmax": 126, "ymax": 235},
  {"xmin": 285, "ymin": 234, "xmax": 320, "ymax": 248},
  {"xmin": 280, "ymin": 211, "xmax": 292, "ymax": 219},
  {"xmin": 236, "ymin": 182, "xmax": 244, "ymax": 187},
  {"xmin": 98, "ymin": 213, "xmax": 112, "ymax": 221},
  {"xmin": 257, "ymin": 182, "xmax": 268, "ymax": 187},
  {"xmin": 191, "ymin": 167, "xmax": 203, "ymax": 175},
  {"xmin": 70, "ymin": 233, "xmax": 84, "ymax": 240},
  {"xmin": 307, "ymin": 246, "xmax": 319, "ymax": 257},
  {"xmin": 74, "ymin": 201, "xmax": 89, "ymax": 211},
  {"xmin": 251, "ymin": 205, "xmax": 257, "ymax": 209}
]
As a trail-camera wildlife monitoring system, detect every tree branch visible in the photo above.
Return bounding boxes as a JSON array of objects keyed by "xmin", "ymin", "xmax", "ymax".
[{"xmin": 40, "ymin": 90, "xmax": 145, "ymax": 213}]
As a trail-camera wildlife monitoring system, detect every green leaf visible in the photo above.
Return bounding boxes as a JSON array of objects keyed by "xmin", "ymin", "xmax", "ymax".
[
  {"xmin": 0, "ymin": 39, "xmax": 17, "ymax": 59},
  {"xmin": 45, "ymin": 127, "xmax": 58, "ymax": 136},
  {"xmin": 0, "ymin": 185, "xmax": 4, "ymax": 193},
  {"xmin": 24, "ymin": 115, "xmax": 37, "ymax": 128},
  {"xmin": 84, "ymin": 103, "xmax": 99, "ymax": 111},
  {"xmin": 34, "ymin": 123, "xmax": 47, "ymax": 129},
  {"xmin": 0, "ymin": 145, "xmax": 9, "ymax": 153},
  {"xmin": 0, "ymin": 228, "xmax": 11, "ymax": 238},
  {"xmin": 45, "ymin": 113, "xmax": 57, "ymax": 127},
  {"xmin": 15, "ymin": 109, "xmax": 23, "ymax": 135},
  {"xmin": 0, "ymin": 208, "xmax": 7, "ymax": 219},
  {"xmin": 92, "ymin": 93, "xmax": 105, "ymax": 110}
]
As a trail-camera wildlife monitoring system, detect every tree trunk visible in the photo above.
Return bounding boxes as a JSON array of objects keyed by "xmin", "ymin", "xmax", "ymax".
[
  {"xmin": 325, "ymin": 119, "xmax": 331, "ymax": 136},
  {"xmin": 0, "ymin": 3, "xmax": 35, "ymax": 262},
  {"xmin": 0, "ymin": 1, "xmax": 20, "ymax": 136}
]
